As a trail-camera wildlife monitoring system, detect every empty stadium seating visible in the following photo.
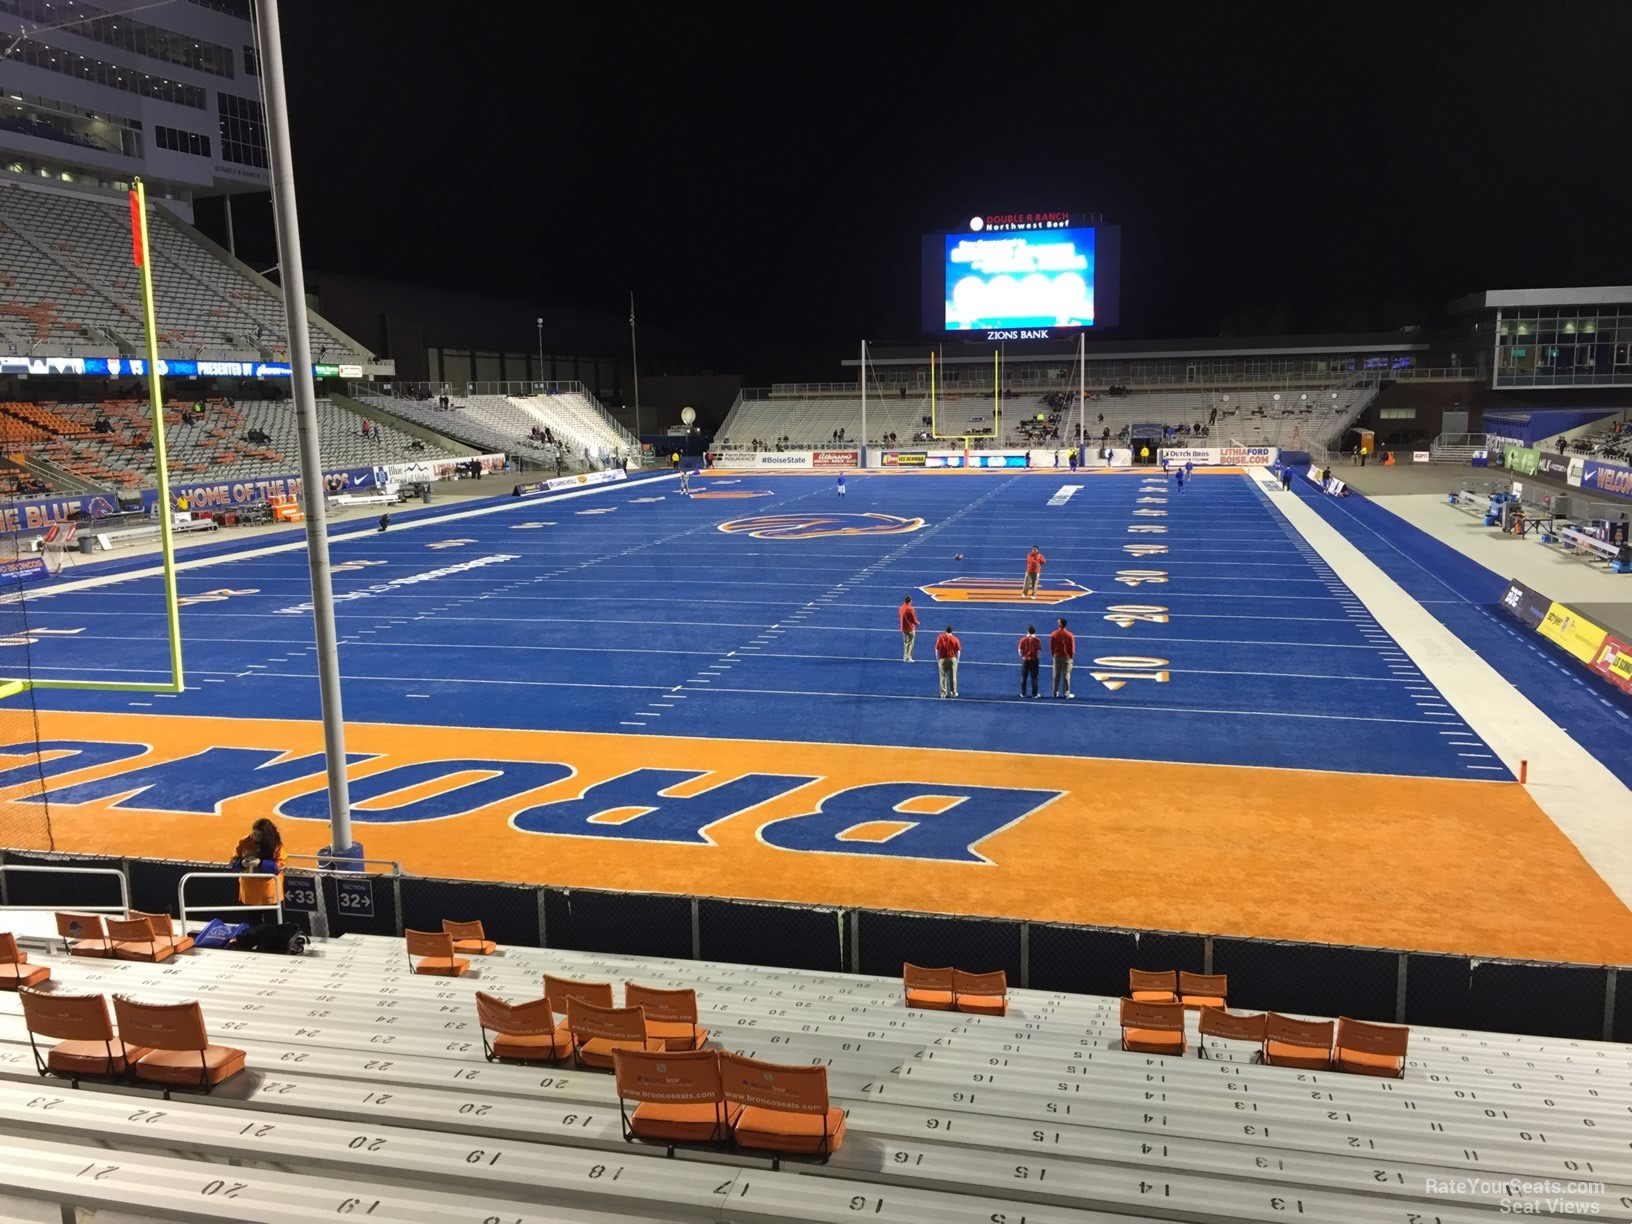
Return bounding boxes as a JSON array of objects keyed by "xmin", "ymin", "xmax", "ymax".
[
  {"xmin": 2, "ymin": 398, "xmax": 457, "ymax": 490},
  {"xmin": 359, "ymin": 388, "xmax": 635, "ymax": 469},
  {"xmin": 0, "ymin": 183, "xmax": 365, "ymax": 361},
  {"xmin": 0, "ymin": 928, "xmax": 1626, "ymax": 1222}
]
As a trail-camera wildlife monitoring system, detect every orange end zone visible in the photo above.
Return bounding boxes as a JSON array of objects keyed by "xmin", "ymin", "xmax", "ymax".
[{"xmin": 18, "ymin": 711, "xmax": 1632, "ymax": 965}]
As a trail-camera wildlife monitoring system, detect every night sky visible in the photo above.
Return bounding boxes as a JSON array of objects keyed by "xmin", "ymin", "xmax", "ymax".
[{"xmin": 244, "ymin": 3, "xmax": 1632, "ymax": 379}]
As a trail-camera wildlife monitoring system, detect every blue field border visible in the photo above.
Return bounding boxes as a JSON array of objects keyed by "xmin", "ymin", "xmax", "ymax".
[{"xmin": 1294, "ymin": 481, "xmax": 1632, "ymax": 785}]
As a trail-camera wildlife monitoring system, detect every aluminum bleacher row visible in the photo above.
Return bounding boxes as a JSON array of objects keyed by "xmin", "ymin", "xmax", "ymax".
[
  {"xmin": 716, "ymin": 387, "xmax": 1376, "ymax": 453},
  {"xmin": 0, "ymin": 923, "xmax": 1627, "ymax": 1223},
  {"xmin": 357, "ymin": 388, "xmax": 636, "ymax": 467},
  {"xmin": 4, "ymin": 398, "xmax": 455, "ymax": 489},
  {"xmin": 0, "ymin": 182, "xmax": 364, "ymax": 361}
]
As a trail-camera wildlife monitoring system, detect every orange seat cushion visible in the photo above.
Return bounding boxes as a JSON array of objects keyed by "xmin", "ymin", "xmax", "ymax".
[
  {"xmin": 132, "ymin": 1045, "xmax": 246, "ymax": 1086},
  {"xmin": 575, "ymin": 1036, "xmax": 662, "ymax": 1069},
  {"xmin": 644, "ymin": 1020, "xmax": 708, "ymax": 1051},
  {"xmin": 733, "ymin": 1105, "xmax": 846, "ymax": 1155},
  {"xmin": 48, "ymin": 1039, "xmax": 151, "ymax": 1076},
  {"xmin": 904, "ymin": 989, "xmax": 954, "ymax": 1010},
  {"xmin": 0, "ymin": 962, "xmax": 50, "ymax": 990},
  {"xmin": 1123, "ymin": 1028, "xmax": 1186, "ymax": 1055},
  {"xmin": 1335, "ymin": 1049, "xmax": 1403, "ymax": 1077},
  {"xmin": 491, "ymin": 1029, "xmax": 572, "ymax": 1062},
  {"xmin": 67, "ymin": 942, "xmax": 113, "ymax": 958},
  {"xmin": 158, "ymin": 935, "xmax": 195, "ymax": 954},
  {"xmin": 451, "ymin": 938, "xmax": 497, "ymax": 956},
  {"xmin": 1181, "ymin": 994, "xmax": 1225, "ymax": 1010},
  {"xmin": 630, "ymin": 1099, "xmax": 739, "ymax": 1143},
  {"xmin": 956, "ymin": 994, "xmax": 1006, "ymax": 1016},
  {"xmin": 1265, "ymin": 1040, "xmax": 1330, "ymax": 1069},
  {"xmin": 413, "ymin": 957, "xmax": 470, "ymax": 976},
  {"xmin": 1130, "ymin": 989, "xmax": 1177, "ymax": 1004}
]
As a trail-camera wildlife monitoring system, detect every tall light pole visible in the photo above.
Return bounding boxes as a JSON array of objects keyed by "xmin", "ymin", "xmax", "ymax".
[
  {"xmin": 535, "ymin": 316, "xmax": 543, "ymax": 387},
  {"xmin": 629, "ymin": 291, "xmax": 641, "ymax": 451},
  {"xmin": 253, "ymin": 0, "xmax": 354, "ymax": 858}
]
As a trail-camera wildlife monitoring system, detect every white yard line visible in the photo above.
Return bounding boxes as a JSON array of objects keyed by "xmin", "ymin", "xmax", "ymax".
[{"xmin": 1248, "ymin": 469, "xmax": 1632, "ymax": 908}]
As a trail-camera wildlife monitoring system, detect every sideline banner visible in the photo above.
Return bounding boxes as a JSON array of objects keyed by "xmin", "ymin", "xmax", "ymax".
[
  {"xmin": 0, "ymin": 555, "xmax": 48, "ymax": 584},
  {"xmin": 1537, "ymin": 601, "xmax": 1607, "ymax": 664},
  {"xmin": 1503, "ymin": 447, "xmax": 1540, "ymax": 476},
  {"xmin": 715, "ymin": 451, "xmax": 815, "ymax": 469},
  {"xmin": 1497, "ymin": 578, "xmax": 1550, "ymax": 631},
  {"xmin": 1412, "ymin": 451, "xmax": 1431, "ymax": 463},
  {"xmin": 881, "ymin": 451, "xmax": 928, "ymax": 467},
  {"xmin": 812, "ymin": 450, "xmax": 858, "ymax": 468},
  {"xmin": 514, "ymin": 468, "xmax": 628, "ymax": 497},
  {"xmin": 1584, "ymin": 458, "xmax": 1632, "ymax": 499},
  {"xmin": 1535, "ymin": 453, "xmax": 1571, "ymax": 480},
  {"xmin": 2, "ymin": 490, "xmax": 121, "ymax": 534},
  {"xmin": 1591, "ymin": 634, "xmax": 1632, "ymax": 696},
  {"xmin": 1158, "ymin": 446, "xmax": 1278, "ymax": 467}
]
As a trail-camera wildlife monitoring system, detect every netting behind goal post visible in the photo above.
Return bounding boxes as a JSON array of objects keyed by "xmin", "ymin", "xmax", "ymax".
[{"xmin": 0, "ymin": 528, "xmax": 54, "ymax": 852}]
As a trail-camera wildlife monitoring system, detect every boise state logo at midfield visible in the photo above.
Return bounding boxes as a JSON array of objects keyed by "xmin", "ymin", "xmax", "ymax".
[{"xmin": 718, "ymin": 512, "xmax": 926, "ymax": 540}]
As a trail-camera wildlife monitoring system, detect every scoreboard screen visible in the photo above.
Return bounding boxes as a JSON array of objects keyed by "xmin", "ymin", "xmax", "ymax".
[{"xmin": 923, "ymin": 215, "xmax": 1120, "ymax": 340}]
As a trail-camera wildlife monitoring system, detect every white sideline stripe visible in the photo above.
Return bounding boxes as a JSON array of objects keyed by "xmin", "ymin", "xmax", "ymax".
[{"xmin": 1249, "ymin": 469, "xmax": 1632, "ymax": 907}]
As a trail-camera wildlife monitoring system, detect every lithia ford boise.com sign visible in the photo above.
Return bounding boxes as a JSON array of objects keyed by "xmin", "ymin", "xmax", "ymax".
[{"xmin": 1158, "ymin": 446, "xmax": 1278, "ymax": 466}]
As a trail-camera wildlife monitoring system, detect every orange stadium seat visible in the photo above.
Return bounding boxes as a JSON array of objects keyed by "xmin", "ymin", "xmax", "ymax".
[
  {"xmin": 953, "ymin": 968, "xmax": 1008, "ymax": 1016},
  {"xmin": 129, "ymin": 911, "xmax": 194, "ymax": 955},
  {"xmin": 624, "ymin": 982, "xmax": 708, "ymax": 1051},
  {"xmin": 614, "ymin": 1047, "xmax": 736, "ymax": 1146},
  {"xmin": 404, "ymin": 929, "xmax": 469, "ymax": 976},
  {"xmin": 20, "ymin": 988, "xmax": 147, "ymax": 1080},
  {"xmin": 55, "ymin": 912, "xmax": 114, "ymax": 958},
  {"xmin": 1120, "ymin": 997, "xmax": 1187, "ymax": 1056},
  {"xmin": 543, "ymin": 973, "xmax": 613, "ymax": 1011},
  {"xmin": 1197, "ymin": 1007, "xmax": 1266, "ymax": 1060},
  {"xmin": 1333, "ymin": 1017, "xmax": 1409, "ymax": 1078},
  {"xmin": 720, "ymin": 1051, "xmax": 846, "ymax": 1161},
  {"xmin": 1, "ymin": 933, "xmax": 49, "ymax": 990},
  {"xmin": 474, "ymin": 991, "xmax": 571, "ymax": 1063},
  {"xmin": 564, "ymin": 998, "xmax": 660, "ymax": 1069},
  {"xmin": 106, "ymin": 916, "xmax": 174, "ymax": 964},
  {"xmin": 1179, "ymin": 971, "xmax": 1228, "ymax": 1009},
  {"xmin": 1263, "ymin": 1013, "xmax": 1336, "ymax": 1070},
  {"xmin": 441, "ymin": 918, "xmax": 497, "ymax": 956},
  {"xmin": 902, "ymin": 963, "xmax": 955, "ymax": 1010},
  {"xmin": 1128, "ymin": 968, "xmax": 1179, "ymax": 1003},
  {"xmin": 112, "ymin": 996, "xmax": 245, "ymax": 1092}
]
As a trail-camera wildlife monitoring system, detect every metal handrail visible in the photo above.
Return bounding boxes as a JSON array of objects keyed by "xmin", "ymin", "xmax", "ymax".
[
  {"xmin": 177, "ymin": 871, "xmax": 282, "ymax": 930},
  {"xmin": 282, "ymin": 854, "xmax": 403, "ymax": 876},
  {"xmin": 0, "ymin": 864, "xmax": 130, "ymax": 916}
]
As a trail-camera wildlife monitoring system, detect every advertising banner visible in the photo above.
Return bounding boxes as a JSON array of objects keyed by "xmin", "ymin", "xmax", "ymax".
[
  {"xmin": 515, "ymin": 468, "xmax": 628, "ymax": 497},
  {"xmin": 1496, "ymin": 578, "xmax": 1550, "ymax": 631},
  {"xmin": 1537, "ymin": 601, "xmax": 1608, "ymax": 664},
  {"xmin": 1536, "ymin": 453, "xmax": 1571, "ymax": 480},
  {"xmin": 882, "ymin": 451, "xmax": 928, "ymax": 467},
  {"xmin": 1412, "ymin": 451, "xmax": 1431, "ymax": 463},
  {"xmin": 1503, "ymin": 447, "xmax": 1540, "ymax": 476},
  {"xmin": 1157, "ymin": 446, "xmax": 1277, "ymax": 466},
  {"xmin": 0, "ymin": 555, "xmax": 48, "ymax": 584},
  {"xmin": 811, "ymin": 450, "xmax": 858, "ymax": 468},
  {"xmin": 1567, "ymin": 457, "xmax": 1585, "ymax": 487},
  {"xmin": 1, "ymin": 490, "xmax": 121, "ymax": 535},
  {"xmin": 1591, "ymin": 634, "xmax": 1632, "ymax": 696},
  {"xmin": 1584, "ymin": 458, "xmax": 1632, "ymax": 499}
]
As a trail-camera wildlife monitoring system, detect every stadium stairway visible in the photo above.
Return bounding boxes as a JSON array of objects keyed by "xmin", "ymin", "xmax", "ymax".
[{"xmin": 0, "ymin": 931, "xmax": 1626, "ymax": 1222}]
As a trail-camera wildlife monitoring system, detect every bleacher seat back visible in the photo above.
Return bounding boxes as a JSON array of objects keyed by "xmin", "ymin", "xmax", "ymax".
[
  {"xmin": 1128, "ymin": 968, "xmax": 1178, "ymax": 1002},
  {"xmin": 1, "ymin": 933, "xmax": 50, "ymax": 989},
  {"xmin": 405, "ymin": 929, "xmax": 468, "ymax": 975},
  {"xmin": 718, "ymin": 1051, "xmax": 831, "ymax": 1116},
  {"xmin": 441, "ymin": 918, "xmax": 496, "ymax": 955},
  {"xmin": 1178, "ymin": 971, "xmax": 1228, "ymax": 1008},
  {"xmin": 1264, "ymin": 1012, "xmax": 1336, "ymax": 1069},
  {"xmin": 624, "ymin": 982, "xmax": 697, "ymax": 1023},
  {"xmin": 1198, "ymin": 1005, "xmax": 1266, "ymax": 1044},
  {"xmin": 902, "ymin": 963, "xmax": 955, "ymax": 1009},
  {"xmin": 613, "ymin": 1047, "xmax": 722, "ymax": 1105},
  {"xmin": 1334, "ymin": 1016, "xmax": 1409, "ymax": 1077},
  {"xmin": 544, "ymin": 974, "xmax": 613, "ymax": 1010},
  {"xmin": 55, "ymin": 911, "xmax": 111, "ymax": 954},
  {"xmin": 952, "ymin": 968, "xmax": 1008, "ymax": 1014},
  {"xmin": 566, "ymin": 998, "xmax": 646, "ymax": 1045},
  {"xmin": 19, "ymin": 987, "xmax": 113, "ymax": 1043}
]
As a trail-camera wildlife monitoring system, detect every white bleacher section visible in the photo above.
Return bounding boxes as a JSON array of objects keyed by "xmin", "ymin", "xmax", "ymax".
[
  {"xmin": 0, "ymin": 930, "xmax": 1626, "ymax": 1223},
  {"xmin": 719, "ymin": 386, "xmax": 1376, "ymax": 453},
  {"xmin": 360, "ymin": 389, "xmax": 635, "ymax": 469},
  {"xmin": 0, "ymin": 182, "xmax": 366, "ymax": 361},
  {"xmin": 26, "ymin": 399, "xmax": 453, "ymax": 489}
]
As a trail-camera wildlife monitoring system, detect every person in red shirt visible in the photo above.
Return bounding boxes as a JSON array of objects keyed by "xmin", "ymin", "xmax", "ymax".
[
  {"xmin": 1023, "ymin": 545, "xmax": 1046, "ymax": 598},
  {"xmin": 1017, "ymin": 624, "xmax": 1042, "ymax": 698},
  {"xmin": 1049, "ymin": 616, "xmax": 1075, "ymax": 699},
  {"xmin": 898, "ymin": 594, "xmax": 919, "ymax": 663},
  {"xmin": 935, "ymin": 624, "xmax": 961, "ymax": 698}
]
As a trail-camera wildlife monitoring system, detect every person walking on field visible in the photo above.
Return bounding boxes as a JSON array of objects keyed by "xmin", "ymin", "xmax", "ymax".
[
  {"xmin": 935, "ymin": 624, "xmax": 961, "ymax": 698},
  {"xmin": 899, "ymin": 593, "xmax": 919, "ymax": 662},
  {"xmin": 1050, "ymin": 616, "xmax": 1075, "ymax": 699},
  {"xmin": 1018, "ymin": 623, "xmax": 1042, "ymax": 698},
  {"xmin": 1022, "ymin": 545, "xmax": 1046, "ymax": 598},
  {"xmin": 836, "ymin": 472, "xmax": 847, "ymax": 497}
]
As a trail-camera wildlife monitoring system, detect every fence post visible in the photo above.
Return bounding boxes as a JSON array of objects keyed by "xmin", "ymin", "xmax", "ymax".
[
  {"xmin": 535, "ymin": 886, "xmax": 549, "ymax": 949},
  {"xmin": 689, "ymin": 896, "xmax": 701, "ymax": 961},
  {"xmin": 1395, "ymin": 953, "xmax": 1410, "ymax": 1023},
  {"xmin": 1605, "ymin": 967, "xmax": 1618, "ymax": 1043},
  {"xmin": 1018, "ymin": 921, "xmax": 1030, "ymax": 990},
  {"xmin": 391, "ymin": 874, "xmax": 404, "ymax": 937},
  {"xmin": 848, "ymin": 909, "xmax": 861, "ymax": 976},
  {"xmin": 1203, "ymin": 935, "xmax": 1214, "ymax": 975}
]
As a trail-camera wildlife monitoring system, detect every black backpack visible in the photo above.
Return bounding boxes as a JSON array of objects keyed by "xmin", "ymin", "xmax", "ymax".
[{"xmin": 234, "ymin": 922, "xmax": 308, "ymax": 955}]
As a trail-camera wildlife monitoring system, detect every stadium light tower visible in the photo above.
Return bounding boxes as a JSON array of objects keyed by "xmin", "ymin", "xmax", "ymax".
[
  {"xmin": 253, "ymin": 0, "xmax": 355, "ymax": 860},
  {"xmin": 536, "ymin": 316, "xmax": 543, "ymax": 385}
]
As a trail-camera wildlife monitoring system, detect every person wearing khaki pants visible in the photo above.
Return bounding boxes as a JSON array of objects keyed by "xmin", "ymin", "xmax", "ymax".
[
  {"xmin": 1049, "ymin": 617, "xmax": 1075, "ymax": 699},
  {"xmin": 898, "ymin": 594, "xmax": 919, "ymax": 663},
  {"xmin": 935, "ymin": 625, "xmax": 961, "ymax": 698}
]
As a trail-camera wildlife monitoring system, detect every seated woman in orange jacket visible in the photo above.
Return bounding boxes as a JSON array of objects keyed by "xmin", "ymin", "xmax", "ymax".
[{"xmin": 234, "ymin": 818, "xmax": 286, "ymax": 908}]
